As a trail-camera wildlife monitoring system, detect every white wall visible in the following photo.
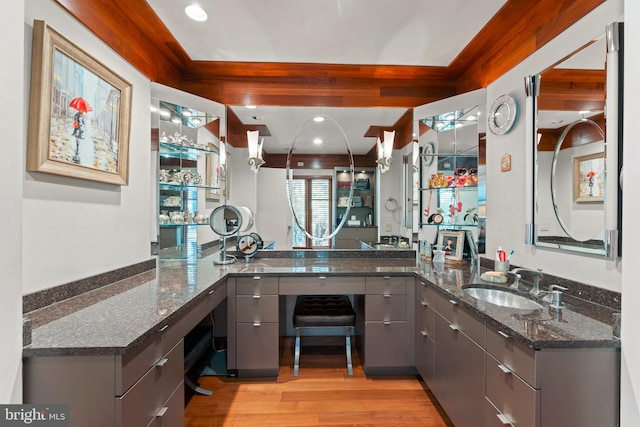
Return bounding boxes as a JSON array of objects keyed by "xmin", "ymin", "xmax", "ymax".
[
  {"xmin": 622, "ymin": 1, "xmax": 640, "ymax": 424},
  {"xmin": 256, "ymin": 167, "xmax": 292, "ymax": 249},
  {"xmin": 485, "ymin": 0, "xmax": 623, "ymax": 292},
  {"xmin": 1, "ymin": 0, "xmax": 25, "ymax": 404},
  {"xmin": 22, "ymin": 0, "xmax": 153, "ymax": 294}
]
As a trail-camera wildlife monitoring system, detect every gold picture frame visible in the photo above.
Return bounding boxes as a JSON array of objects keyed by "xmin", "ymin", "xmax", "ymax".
[
  {"xmin": 574, "ymin": 152, "xmax": 605, "ymax": 203},
  {"xmin": 27, "ymin": 20, "xmax": 132, "ymax": 185}
]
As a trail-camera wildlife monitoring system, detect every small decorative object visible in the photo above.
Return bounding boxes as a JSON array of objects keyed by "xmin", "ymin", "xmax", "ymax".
[
  {"xmin": 158, "ymin": 210, "xmax": 170, "ymax": 225},
  {"xmin": 437, "ymin": 230, "xmax": 465, "ymax": 262},
  {"xmin": 159, "ymin": 132, "xmax": 168, "ymax": 143},
  {"xmin": 194, "ymin": 212, "xmax": 208, "ymax": 224},
  {"xmin": 435, "ymin": 172, "xmax": 446, "ymax": 187},
  {"xmin": 429, "ymin": 174, "xmax": 437, "ymax": 188},
  {"xmin": 488, "ymin": 94, "xmax": 518, "ymax": 135},
  {"xmin": 574, "ymin": 152, "xmax": 605, "ymax": 203},
  {"xmin": 163, "ymin": 196, "xmax": 181, "ymax": 207},
  {"xmin": 432, "ymin": 244, "xmax": 446, "ymax": 264},
  {"xmin": 428, "ymin": 209, "xmax": 444, "ymax": 224},
  {"xmin": 158, "ymin": 169, "xmax": 170, "ymax": 182},
  {"xmin": 422, "ymin": 142, "xmax": 435, "ymax": 166},
  {"xmin": 464, "ymin": 207, "xmax": 478, "ymax": 225},
  {"xmin": 170, "ymin": 211, "xmax": 185, "ymax": 224},
  {"xmin": 501, "ymin": 153, "xmax": 512, "ymax": 172}
]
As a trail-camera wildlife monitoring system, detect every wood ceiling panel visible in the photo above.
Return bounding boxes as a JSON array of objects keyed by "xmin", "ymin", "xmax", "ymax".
[{"xmin": 54, "ymin": 0, "xmax": 604, "ymax": 109}]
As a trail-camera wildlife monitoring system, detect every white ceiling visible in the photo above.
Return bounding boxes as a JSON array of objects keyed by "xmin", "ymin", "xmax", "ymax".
[
  {"xmin": 146, "ymin": 0, "xmax": 508, "ymax": 66},
  {"xmin": 146, "ymin": 0, "xmax": 510, "ymax": 154}
]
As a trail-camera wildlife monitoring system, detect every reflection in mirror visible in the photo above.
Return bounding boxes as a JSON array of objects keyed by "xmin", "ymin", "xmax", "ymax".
[
  {"xmin": 415, "ymin": 105, "xmax": 484, "ymax": 257},
  {"xmin": 529, "ymin": 22, "xmax": 622, "ymax": 258},
  {"xmin": 210, "ymin": 204, "xmax": 242, "ymax": 264},
  {"xmin": 286, "ymin": 115, "xmax": 354, "ymax": 244}
]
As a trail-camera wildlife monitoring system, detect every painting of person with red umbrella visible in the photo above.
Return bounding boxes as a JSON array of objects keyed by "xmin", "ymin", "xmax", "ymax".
[{"xmin": 69, "ymin": 97, "xmax": 92, "ymax": 162}]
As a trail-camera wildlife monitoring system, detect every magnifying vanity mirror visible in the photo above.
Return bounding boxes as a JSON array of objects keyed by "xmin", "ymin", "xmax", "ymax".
[
  {"xmin": 527, "ymin": 22, "xmax": 623, "ymax": 258},
  {"xmin": 210, "ymin": 204, "xmax": 242, "ymax": 264}
]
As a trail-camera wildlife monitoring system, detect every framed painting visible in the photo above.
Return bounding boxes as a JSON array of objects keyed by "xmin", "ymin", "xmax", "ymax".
[
  {"xmin": 574, "ymin": 152, "xmax": 605, "ymax": 203},
  {"xmin": 205, "ymin": 142, "xmax": 221, "ymax": 201},
  {"xmin": 437, "ymin": 230, "xmax": 465, "ymax": 261},
  {"xmin": 27, "ymin": 20, "xmax": 132, "ymax": 185}
]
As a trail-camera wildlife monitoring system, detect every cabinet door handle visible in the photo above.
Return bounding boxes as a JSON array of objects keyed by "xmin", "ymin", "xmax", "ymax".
[
  {"xmin": 498, "ymin": 364, "xmax": 512, "ymax": 374},
  {"xmin": 159, "ymin": 324, "xmax": 169, "ymax": 332},
  {"xmin": 383, "ymin": 293, "xmax": 391, "ymax": 298},
  {"xmin": 253, "ymin": 276, "xmax": 261, "ymax": 280},
  {"xmin": 156, "ymin": 407, "xmax": 169, "ymax": 417},
  {"xmin": 420, "ymin": 330, "xmax": 429, "ymax": 338},
  {"xmin": 449, "ymin": 324, "xmax": 459, "ymax": 331},
  {"xmin": 448, "ymin": 299, "xmax": 458, "ymax": 306},
  {"xmin": 383, "ymin": 276, "xmax": 391, "ymax": 280},
  {"xmin": 420, "ymin": 299, "xmax": 428, "ymax": 306},
  {"xmin": 253, "ymin": 294, "xmax": 261, "ymax": 299},
  {"xmin": 318, "ymin": 276, "xmax": 327, "ymax": 280},
  {"xmin": 420, "ymin": 281, "xmax": 427, "ymax": 287},
  {"xmin": 155, "ymin": 358, "xmax": 168, "ymax": 367},
  {"xmin": 208, "ymin": 288, "xmax": 216, "ymax": 295},
  {"xmin": 496, "ymin": 413, "xmax": 512, "ymax": 425},
  {"xmin": 498, "ymin": 330, "xmax": 511, "ymax": 339},
  {"xmin": 383, "ymin": 321, "xmax": 391, "ymax": 325},
  {"xmin": 253, "ymin": 322, "xmax": 261, "ymax": 327}
]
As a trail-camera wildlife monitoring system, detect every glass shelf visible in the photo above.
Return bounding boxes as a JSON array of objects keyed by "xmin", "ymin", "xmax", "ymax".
[
  {"xmin": 159, "ymin": 140, "xmax": 217, "ymax": 155},
  {"xmin": 419, "ymin": 185, "xmax": 478, "ymax": 191},
  {"xmin": 419, "ymin": 222, "xmax": 478, "ymax": 227},
  {"xmin": 159, "ymin": 223, "xmax": 210, "ymax": 228},
  {"xmin": 159, "ymin": 182, "xmax": 220, "ymax": 191}
]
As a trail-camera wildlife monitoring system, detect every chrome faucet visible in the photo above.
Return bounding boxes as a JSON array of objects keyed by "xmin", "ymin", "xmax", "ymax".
[
  {"xmin": 540, "ymin": 284, "xmax": 568, "ymax": 308},
  {"xmin": 510, "ymin": 268, "xmax": 544, "ymax": 296}
]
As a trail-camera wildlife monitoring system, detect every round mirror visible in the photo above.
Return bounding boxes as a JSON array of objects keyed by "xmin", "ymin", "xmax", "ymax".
[
  {"xmin": 550, "ymin": 118, "xmax": 605, "ymax": 242},
  {"xmin": 237, "ymin": 206, "xmax": 255, "ymax": 232},
  {"xmin": 286, "ymin": 115, "xmax": 354, "ymax": 242},
  {"xmin": 209, "ymin": 205, "xmax": 243, "ymax": 236}
]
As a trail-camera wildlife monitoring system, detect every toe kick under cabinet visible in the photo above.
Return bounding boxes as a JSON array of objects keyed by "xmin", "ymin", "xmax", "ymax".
[{"xmin": 419, "ymin": 283, "xmax": 619, "ymax": 427}]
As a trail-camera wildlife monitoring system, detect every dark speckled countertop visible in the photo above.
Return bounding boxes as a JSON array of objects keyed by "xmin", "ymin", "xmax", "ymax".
[{"xmin": 23, "ymin": 252, "xmax": 620, "ymax": 358}]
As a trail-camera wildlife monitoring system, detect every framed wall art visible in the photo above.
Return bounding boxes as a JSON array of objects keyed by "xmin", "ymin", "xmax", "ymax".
[
  {"xmin": 205, "ymin": 142, "xmax": 221, "ymax": 201},
  {"xmin": 574, "ymin": 152, "xmax": 605, "ymax": 203},
  {"xmin": 26, "ymin": 20, "xmax": 132, "ymax": 185}
]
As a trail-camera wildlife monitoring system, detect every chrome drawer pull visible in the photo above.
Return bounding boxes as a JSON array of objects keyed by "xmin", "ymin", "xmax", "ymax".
[
  {"xmin": 420, "ymin": 299, "xmax": 428, "ymax": 306},
  {"xmin": 498, "ymin": 364, "xmax": 512, "ymax": 374},
  {"xmin": 318, "ymin": 276, "xmax": 327, "ymax": 280},
  {"xmin": 253, "ymin": 322, "xmax": 261, "ymax": 327},
  {"xmin": 159, "ymin": 324, "xmax": 169, "ymax": 332},
  {"xmin": 448, "ymin": 299, "xmax": 458, "ymax": 305},
  {"xmin": 496, "ymin": 413, "xmax": 512, "ymax": 425},
  {"xmin": 420, "ymin": 330, "xmax": 428, "ymax": 337},
  {"xmin": 156, "ymin": 407, "xmax": 169, "ymax": 417},
  {"xmin": 383, "ymin": 293, "xmax": 391, "ymax": 298},
  {"xmin": 449, "ymin": 324, "xmax": 459, "ymax": 331},
  {"xmin": 253, "ymin": 294, "xmax": 261, "ymax": 299},
  {"xmin": 498, "ymin": 330, "xmax": 511, "ymax": 339},
  {"xmin": 208, "ymin": 288, "xmax": 216, "ymax": 295},
  {"xmin": 155, "ymin": 358, "xmax": 169, "ymax": 367},
  {"xmin": 383, "ymin": 321, "xmax": 391, "ymax": 325},
  {"xmin": 383, "ymin": 276, "xmax": 391, "ymax": 280},
  {"xmin": 420, "ymin": 281, "xmax": 427, "ymax": 287},
  {"xmin": 253, "ymin": 276, "xmax": 261, "ymax": 280}
]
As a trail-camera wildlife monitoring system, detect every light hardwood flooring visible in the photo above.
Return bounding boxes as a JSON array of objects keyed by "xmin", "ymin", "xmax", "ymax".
[{"xmin": 185, "ymin": 337, "xmax": 453, "ymax": 427}]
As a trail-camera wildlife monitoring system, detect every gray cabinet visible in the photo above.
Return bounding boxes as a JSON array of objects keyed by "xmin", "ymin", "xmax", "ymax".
[
  {"xmin": 334, "ymin": 226, "xmax": 378, "ymax": 249},
  {"xmin": 432, "ymin": 291, "xmax": 485, "ymax": 427},
  {"xmin": 363, "ymin": 276, "xmax": 414, "ymax": 373},
  {"xmin": 415, "ymin": 279, "xmax": 435, "ymax": 384},
  {"xmin": 234, "ymin": 276, "xmax": 280, "ymax": 376}
]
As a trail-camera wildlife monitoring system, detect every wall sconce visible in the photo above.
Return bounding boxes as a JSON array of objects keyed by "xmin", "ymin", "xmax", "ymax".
[
  {"xmin": 247, "ymin": 130, "xmax": 265, "ymax": 173},
  {"xmin": 219, "ymin": 136, "xmax": 226, "ymax": 173},
  {"xmin": 376, "ymin": 130, "xmax": 395, "ymax": 173}
]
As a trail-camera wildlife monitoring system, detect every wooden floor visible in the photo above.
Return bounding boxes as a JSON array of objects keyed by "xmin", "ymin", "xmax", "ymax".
[{"xmin": 185, "ymin": 337, "xmax": 453, "ymax": 427}]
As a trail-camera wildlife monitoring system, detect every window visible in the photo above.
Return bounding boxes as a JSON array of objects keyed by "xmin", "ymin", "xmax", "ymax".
[{"xmin": 289, "ymin": 177, "xmax": 332, "ymax": 248}]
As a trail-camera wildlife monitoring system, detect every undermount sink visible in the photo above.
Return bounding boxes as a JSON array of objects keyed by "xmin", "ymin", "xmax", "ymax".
[{"xmin": 462, "ymin": 286, "xmax": 543, "ymax": 311}]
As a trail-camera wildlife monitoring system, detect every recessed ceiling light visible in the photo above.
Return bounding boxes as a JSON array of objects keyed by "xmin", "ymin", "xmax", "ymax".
[
  {"xmin": 185, "ymin": 4, "xmax": 207, "ymax": 21},
  {"xmin": 191, "ymin": 117, "xmax": 202, "ymax": 125},
  {"xmin": 159, "ymin": 109, "xmax": 170, "ymax": 118},
  {"xmin": 171, "ymin": 116, "xmax": 181, "ymax": 123},
  {"xmin": 467, "ymin": 115, "xmax": 476, "ymax": 120},
  {"xmin": 313, "ymin": 138, "xmax": 322, "ymax": 145},
  {"xmin": 182, "ymin": 110, "xmax": 192, "ymax": 117},
  {"xmin": 579, "ymin": 110, "xmax": 591, "ymax": 115},
  {"xmin": 313, "ymin": 116, "xmax": 325, "ymax": 122}
]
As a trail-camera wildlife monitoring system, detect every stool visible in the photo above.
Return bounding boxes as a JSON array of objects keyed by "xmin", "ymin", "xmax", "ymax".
[{"xmin": 293, "ymin": 295, "xmax": 356, "ymax": 376}]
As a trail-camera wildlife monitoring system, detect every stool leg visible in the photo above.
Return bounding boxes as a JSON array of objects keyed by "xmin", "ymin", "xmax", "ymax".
[
  {"xmin": 345, "ymin": 328, "xmax": 353, "ymax": 376},
  {"xmin": 294, "ymin": 329, "xmax": 301, "ymax": 376}
]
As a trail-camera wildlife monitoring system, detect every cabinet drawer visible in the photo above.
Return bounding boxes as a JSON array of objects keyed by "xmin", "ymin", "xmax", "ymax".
[
  {"xmin": 236, "ymin": 276, "xmax": 278, "ymax": 295},
  {"xmin": 486, "ymin": 322, "xmax": 537, "ymax": 387},
  {"xmin": 364, "ymin": 321, "xmax": 409, "ymax": 368},
  {"xmin": 117, "ymin": 316, "xmax": 183, "ymax": 395},
  {"xmin": 182, "ymin": 283, "xmax": 227, "ymax": 333},
  {"xmin": 485, "ymin": 398, "xmax": 514, "ymax": 427},
  {"xmin": 416, "ymin": 298, "xmax": 435, "ymax": 340},
  {"xmin": 416, "ymin": 279, "xmax": 433, "ymax": 306},
  {"xmin": 147, "ymin": 381, "xmax": 184, "ymax": 427},
  {"xmin": 415, "ymin": 330, "xmax": 435, "ymax": 384},
  {"xmin": 365, "ymin": 276, "xmax": 406, "ymax": 295},
  {"xmin": 279, "ymin": 276, "xmax": 365, "ymax": 295},
  {"xmin": 486, "ymin": 353, "xmax": 539, "ymax": 427},
  {"xmin": 366, "ymin": 294, "xmax": 407, "ymax": 321},
  {"xmin": 236, "ymin": 295, "xmax": 279, "ymax": 323},
  {"xmin": 236, "ymin": 322, "xmax": 280, "ymax": 373},
  {"xmin": 433, "ymin": 290, "xmax": 485, "ymax": 346},
  {"xmin": 117, "ymin": 340, "xmax": 183, "ymax": 427}
]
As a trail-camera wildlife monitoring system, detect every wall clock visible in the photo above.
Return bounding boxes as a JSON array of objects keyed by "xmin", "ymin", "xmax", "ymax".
[
  {"xmin": 422, "ymin": 143, "xmax": 435, "ymax": 166},
  {"xmin": 488, "ymin": 94, "xmax": 517, "ymax": 135},
  {"xmin": 237, "ymin": 234, "xmax": 259, "ymax": 259}
]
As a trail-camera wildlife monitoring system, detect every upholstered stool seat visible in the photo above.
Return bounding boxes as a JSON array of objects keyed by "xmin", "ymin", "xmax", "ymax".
[{"xmin": 293, "ymin": 295, "xmax": 356, "ymax": 376}]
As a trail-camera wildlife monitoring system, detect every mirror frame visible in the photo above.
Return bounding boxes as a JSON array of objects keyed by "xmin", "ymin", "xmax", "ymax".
[{"xmin": 525, "ymin": 22, "xmax": 623, "ymax": 259}]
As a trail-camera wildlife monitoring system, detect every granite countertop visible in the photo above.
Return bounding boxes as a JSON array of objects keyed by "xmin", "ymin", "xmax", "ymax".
[{"xmin": 23, "ymin": 252, "xmax": 620, "ymax": 358}]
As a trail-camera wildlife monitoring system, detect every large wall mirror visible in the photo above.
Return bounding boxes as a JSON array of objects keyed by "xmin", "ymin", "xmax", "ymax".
[{"xmin": 527, "ymin": 22, "xmax": 623, "ymax": 258}]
